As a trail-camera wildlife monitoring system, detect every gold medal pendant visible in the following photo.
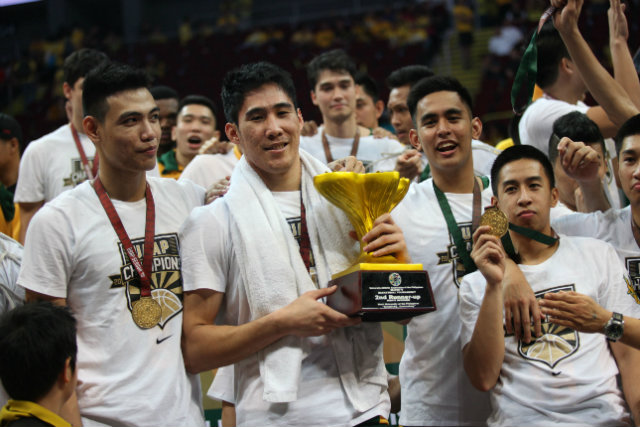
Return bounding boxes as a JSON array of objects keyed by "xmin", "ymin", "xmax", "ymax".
[
  {"xmin": 480, "ymin": 206, "xmax": 509, "ymax": 237},
  {"xmin": 132, "ymin": 296, "xmax": 162, "ymax": 329}
]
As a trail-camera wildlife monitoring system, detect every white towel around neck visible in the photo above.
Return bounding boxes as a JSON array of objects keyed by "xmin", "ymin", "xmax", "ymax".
[{"xmin": 223, "ymin": 149, "xmax": 387, "ymax": 411}]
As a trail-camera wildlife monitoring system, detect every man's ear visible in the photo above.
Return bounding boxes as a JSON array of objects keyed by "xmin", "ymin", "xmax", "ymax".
[
  {"xmin": 62, "ymin": 357, "xmax": 73, "ymax": 384},
  {"xmin": 408, "ymin": 128, "xmax": 421, "ymax": 151},
  {"xmin": 374, "ymin": 100, "xmax": 384, "ymax": 120},
  {"xmin": 550, "ymin": 187, "xmax": 559, "ymax": 208},
  {"xmin": 471, "ymin": 117, "xmax": 483, "ymax": 140},
  {"xmin": 310, "ymin": 90, "xmax": 318, "ymax": 106},
  {"xmin": 62, "ymin": 82, "xmax": 72, "ymax": 101},
  {"xmin": 171, "ymin": 125, "xmax": 177, "ymax": 142},
  {"xmin": 490, "ymin": 195, "xmax": 498, "ymax": 207},
  {"xmin": 83, "ymin": 116, "xmax": 101, "ymax": 144},
  {"xmin": 225, "ymin": 123, "xmax": 240, "ymax": 143},
  {"xmin": 297, "ymin": 108, "xmax": 304, "ymax": 129}
]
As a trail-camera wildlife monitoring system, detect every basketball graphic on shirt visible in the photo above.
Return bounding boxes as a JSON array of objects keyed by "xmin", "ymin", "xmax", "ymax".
[
  {"xmin": 154, "ymin": 288, "xmax": 182, "ymax": 325},
  {"xmin": 109, "ymin": 233, "xmax": 185, "ymax": 329},
  {"xmin": 518, "ymin": 285, "xmax": 579, "ymax": 369}
]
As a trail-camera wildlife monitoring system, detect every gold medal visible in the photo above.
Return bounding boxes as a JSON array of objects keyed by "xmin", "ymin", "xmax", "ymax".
[
  {"xmin": 132, "ymin": 296, "xmax": 162, "ymax": 329},
  {"xmin": 480, "ymin": 207, "xmax": 509, "ymax": 237}
]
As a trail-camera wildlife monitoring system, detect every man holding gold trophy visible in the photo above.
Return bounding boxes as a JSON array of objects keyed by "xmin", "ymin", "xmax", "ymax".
[{"xmin": 180, "ymin": 62, "xmax": 417, "ymax": 426}]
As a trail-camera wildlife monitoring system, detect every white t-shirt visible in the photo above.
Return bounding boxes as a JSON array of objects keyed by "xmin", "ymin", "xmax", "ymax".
[
  {"xmin": 300, "ymin": 126, "xmax": 405, "ymax": 172},
  {"xmin": 17, "ymin": 177, "xmax": 205, "ymax": 427},
  {"xmin": 179, "ymin": 151, "xmax": 240, "ymax": 189},
  {"xmin": 553, "ymin": 206, "xmax": 640, "ymax": 304},
  {"xmin": 14, "ymin": 124, "xmax": 159, "ymax": 204},
  {"xmin": 459, "ymin": 236, "xmax": 639, "ymax": 427},
  {"xmin": 180, "ymin": 191, "xmax": 389, "ymax": 427},
  {"xmin": 391, "ymin": 178, "xmax": 492, "ymax": 426},
  {"xmin": 519, "ymin": 96, "xmax": 621, "ymax": 208},
  {"xmin": 471, "ymin": 139, "xmax": 500, "ymax": 177}
]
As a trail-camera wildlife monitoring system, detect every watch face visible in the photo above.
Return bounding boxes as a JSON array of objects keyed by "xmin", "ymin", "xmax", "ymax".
[{"xmin": 609, "ymin": 324, "xmax": 624, "ymax": 339}]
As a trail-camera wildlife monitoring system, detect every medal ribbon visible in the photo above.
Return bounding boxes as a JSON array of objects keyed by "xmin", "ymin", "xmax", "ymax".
[
  {"xmin": 70, "ymin": 123, "xmax": 99, "ymax": 179},
  {"xmin": 93, "ymin": 177, "xmax": 155, "ymax": 297},
  {"xmin": 433, "ymin": 178, "xmax": 482, "ymax": 274},
  {"xmin": 510, "ymin": 6, "xmax": 556, "ymax": 114},
  {"xmin": 321, "ymin": 130, "xmax": 360, "ymax": 164},
  {"xmin": 298, "ymin": 191, "xmax": 312, "ymax": 273},
  {"xmin": 501, "ymin": 221, "xmax": 559, "ymax": 262}
]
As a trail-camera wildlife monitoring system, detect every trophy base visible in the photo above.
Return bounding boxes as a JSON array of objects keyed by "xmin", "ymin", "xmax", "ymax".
[{"xmin": 326, "ymin": 263, "xmax": 436, "ymax": 322}]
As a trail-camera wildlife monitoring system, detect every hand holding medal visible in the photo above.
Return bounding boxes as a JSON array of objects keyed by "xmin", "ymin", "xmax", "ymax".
[{"xmin": 480, "ymin": 206, "xmax": 509, "ymax": 238}]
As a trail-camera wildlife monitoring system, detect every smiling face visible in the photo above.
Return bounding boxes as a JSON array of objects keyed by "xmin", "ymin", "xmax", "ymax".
[
  {"xmin": 225, "ymin": 83, "xmax": 303, "ymax": 191},
  {"xmin": 495, "ymin": 158, "xmax": 558, "ymax": 234},
  {"xmin": 84, "ymin": 87, "xmax": 160, "ymax": 176},
  {"xmin": 409, "ymin": 90, "xmax": 481, "ymax": 175},
  {"xmin": 310, "ymin": 70, "xmax": 356, "ymax": 125},
  {"xmin": 172, "ymin": 104, "xmax": 216, "ymax": 162},
  {"xmin": 618, "ymin": 134, "xmax": 640, "ymax": 207}
]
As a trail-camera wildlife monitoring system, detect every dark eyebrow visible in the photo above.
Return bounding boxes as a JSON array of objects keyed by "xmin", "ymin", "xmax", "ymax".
[
  {"xmin": 244, "ymin": 107, "xmax": 267, "ymax": 118},
  {"xmin": 501, "ymin": 175, "xmax": 543, "ymax": 189},
  {"xmin": 621, "ymin": 149, "xmax": 638, "ymax": 156},
  {"xmin": 118, "ymin": 111, "xmax": 143, "ymax": 121}
]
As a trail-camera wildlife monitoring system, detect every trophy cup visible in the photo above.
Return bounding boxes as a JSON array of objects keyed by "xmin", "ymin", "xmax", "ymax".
[{"xmin": 314, "ymin": 171, "xmax": 436, "ymax": 321}]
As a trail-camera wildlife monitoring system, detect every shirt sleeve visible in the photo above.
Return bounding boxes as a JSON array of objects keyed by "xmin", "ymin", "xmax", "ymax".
[
  {"xmin": 458, "ymin": 272, "xmax": 485, "ymax": 349},
  {"xmin": 17, "ymin": 205, "xmax": 74, "ymax": 298},
  {"xmin": 597, "ymin": 241, "xmax": 640, "ymax": 318},
  {"xmin": 179, "ymin": 202, "xmax": 230, "ymax": 294},
  {"xmin": 13, "ymin": 142, "xmax": 46, "ymax": 203}
]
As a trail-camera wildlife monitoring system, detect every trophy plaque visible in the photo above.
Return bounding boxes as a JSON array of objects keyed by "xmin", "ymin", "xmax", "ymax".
[{"xmin": 313, "ymin": 171, "xmax": 436, "ymax": 322}]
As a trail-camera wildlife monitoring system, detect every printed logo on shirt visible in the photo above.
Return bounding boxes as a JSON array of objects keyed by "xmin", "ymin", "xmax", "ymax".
[
  {"xmin": 517, "ymin": 284, "xmax": 579, "ymax": 369},
  {"xmin": 624, "ymin": 258, "xmax": 640, "ymax": 304},
  {"xmin": 436, "ymin": 221, "xmax": 472, "ymax": 287},
  {"xmin": 62, "ymin": 158, "xmax": 96, "ymax": 187},
  {"xmin": 108, "ymin": 233, "xmax": 183, "ymax": 328}
]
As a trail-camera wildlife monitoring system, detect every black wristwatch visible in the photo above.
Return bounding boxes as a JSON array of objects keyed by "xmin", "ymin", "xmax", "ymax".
[{"xmin": 603, "ymin": 312, "xmax": 624, "ymax": 342}]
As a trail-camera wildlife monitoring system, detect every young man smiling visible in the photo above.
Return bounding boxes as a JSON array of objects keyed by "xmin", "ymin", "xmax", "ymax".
[
  {"xmin": 17, "ymin": 63, "xmax": 205, "ymax": 427},
  {"xmin": 301, "ymin": 49, "xmax": 406, "ymax": 174},
  {"xmin": 460, "ymin": 145, "xmax": 640, "ymax": 426},
  {"xmin": 180, "ymin": 61, "xmax": 409, "ymax": 426},
  {"xmin": 390, "ymin": 75, "xmax": 492, "ymax": 426}
]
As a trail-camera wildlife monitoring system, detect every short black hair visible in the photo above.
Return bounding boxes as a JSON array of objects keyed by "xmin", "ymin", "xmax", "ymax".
[
  {"xmin": 386, "ymin": 65, "xmax": 435, "ymax": 90},
  {"xmin": 536, "ymin": 21, "xmax": 571, "ymax": 88},
  {"xmin": 0, "ymin": 302, "xmax": 77, "ymax": 401},
  {"xmin": 221, "ymin": 61, "xmax": 297, "ymax": 124},
  {"xmin": 407, "ymin": 76, "xmax": 473, "ymax": 124},
  {"xmin": 178, "ymin": 94, "xmax": 218, "ymax": 118},
  {"xmin": 491, "ymin": 145, "xmax": 556, "ymax": 196},
  {"xmin": 63, "ymin": 48, "xmax": 110, "ymax": 87},
  {"xmin": 548, "ymin": 111, "xmax": 605, "ymax": 164},
  {"xmin": 149, "ymin": 85, "xmax": 179, "ymax": 101},
  {"xmin": 615, "ymin": 114, "xmax": 640, "ymax": 154},
  {"xmin": 355, "ymin": 72, "xmax": 380, "ymax": 102},
  {"xmin": 82, "ymin": 62, "xmax": 150, "ymax": 122},
  {"xmin": 306, "ymin": 49, "xmax": 357, "ymax": 90}
]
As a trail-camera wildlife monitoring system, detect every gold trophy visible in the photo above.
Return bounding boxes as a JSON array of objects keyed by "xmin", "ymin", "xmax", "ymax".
[{"xmin": 314, "ymin": 171, "xmax": 436, "ymax": 321}]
